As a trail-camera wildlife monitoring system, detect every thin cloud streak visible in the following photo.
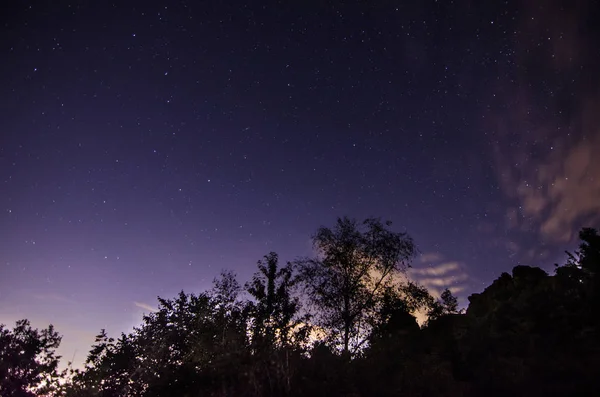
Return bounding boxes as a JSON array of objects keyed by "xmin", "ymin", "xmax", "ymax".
[
  {"xmin": 419, "ymin": 252, "xmax": 444, "ymax": 263},
  {"xmin": 133, "ymin": 301, "xmax": 157, "ymax": 313},
  {"xmin": 408, "ymin": 258, "xmax": 471, "ymax": 300},
  {"xmin": 410, "ymin": 262, "xmax": 460, "ymax": 276}
]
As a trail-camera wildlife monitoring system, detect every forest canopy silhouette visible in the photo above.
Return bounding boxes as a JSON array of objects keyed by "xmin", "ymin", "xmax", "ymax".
[{"xmin": 2, "ymin": 216, "xmax": 600, "ymax": 397}]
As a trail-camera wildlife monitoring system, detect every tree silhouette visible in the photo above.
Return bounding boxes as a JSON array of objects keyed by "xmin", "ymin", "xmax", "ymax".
[
  {"xmin": 245, "ymin": 252, "xmax": 308, "ymax": 396},
  {"xmin": 64, "ymin": 329, "xmax": 139, "ymax": 396},
  {"xmin": 0, "ymin": 320, "xmax": 63, "ymax": 397},
  {"xmin": 296, "ymin": 217, "xmax": 416, "ymax": 356},
  {"xmin": 246, "ymin": 252, "xmax": 303, "ymax": 350},
  {"xmin": 63, "ymin": 279, "xmax": 251, "ymax": 396},
  {"xmin": 10, "ymin": 224, "xmax": 600, "ymax": 397},
  {"xmin": 440, "ymin": 288, "xmax": 459, "ymax": 314},
  {"xmin": 427, "ymin": 287, "xmax": 460, "ymax": 320}
]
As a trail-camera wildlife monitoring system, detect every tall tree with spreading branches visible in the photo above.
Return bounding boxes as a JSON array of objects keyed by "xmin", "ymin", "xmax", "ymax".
[{"xmin": 296, "ymin": 216, "xmax": 416, "ymax": 356}]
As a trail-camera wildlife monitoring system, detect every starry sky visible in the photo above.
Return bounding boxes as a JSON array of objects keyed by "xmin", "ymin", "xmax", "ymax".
[{"xmin": 2, "ymin": 0, "xmax": 600, "ymax": 368}]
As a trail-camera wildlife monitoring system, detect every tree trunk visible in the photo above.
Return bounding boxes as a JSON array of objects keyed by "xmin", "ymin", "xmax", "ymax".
[{"xmin": 343, "ymin": 295, "xmax": 350, "ymax": 355}]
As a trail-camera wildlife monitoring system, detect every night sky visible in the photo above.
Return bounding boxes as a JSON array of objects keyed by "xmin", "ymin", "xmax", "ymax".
[{"xmin": 2, "ymin": 1, "xmax": 600, "ymax": 368}]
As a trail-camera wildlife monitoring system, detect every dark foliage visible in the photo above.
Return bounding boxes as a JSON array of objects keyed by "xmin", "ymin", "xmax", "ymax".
[
  {"xmin": 0, "ymin": 320, "xmax": 63, "ymax": 397},
  {"xmin": 6, "ymin": 220, "xmax": 600, "ymax": 396}
]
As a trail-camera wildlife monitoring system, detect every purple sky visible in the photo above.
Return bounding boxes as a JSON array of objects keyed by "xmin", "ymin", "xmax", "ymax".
[{"xmin": 2, "ymin": 0, "xmax": 599, "ymax": 368}]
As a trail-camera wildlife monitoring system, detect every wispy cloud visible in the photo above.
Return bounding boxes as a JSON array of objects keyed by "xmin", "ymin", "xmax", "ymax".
[
  {"xmin": 490, "ymin": 2, "xmax": 600, "ymax": 242},
  {"xmin": 418, "ymin": 252, "xmax": 444, "ymax": 264},
  {"xmin": 133, "ymin": 301, "xmax": 157, "ymax": 313},
  {"xmin": 408, "ymin": 258, "xmax": 470, "ymax": 300},
  {"xmin": 496, "ymin": 131, "xmax": 600, "ymax": 242},
  {"xmin": 410, "ymin": 261, "xmax": 460, "ymax": 276},
  {"xmin": 448, "ymin": 286, "xmax": 465, "ymax": 295},
  {"xmin": 417, "ymin": 274, "xmax": 469, "ymax": 288},
  {"xmin": 505, "ymin": 240, "xmax": 520, "ymax": 253}
]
